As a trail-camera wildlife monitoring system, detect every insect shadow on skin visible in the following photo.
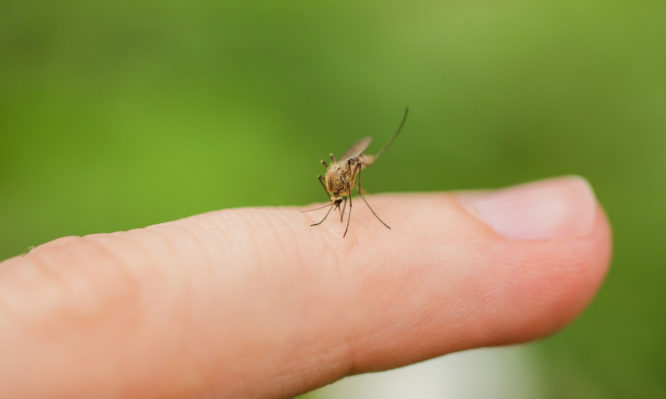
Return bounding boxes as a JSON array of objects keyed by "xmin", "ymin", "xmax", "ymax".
[{"xmin": 303, "ymin": 107, "xmax": 409, "ymax": 238}]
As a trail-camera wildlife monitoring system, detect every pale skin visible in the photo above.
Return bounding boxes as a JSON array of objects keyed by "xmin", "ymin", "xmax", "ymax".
[{"xmin": 0, "ymin": 176, "xmax": 611, "ymax": 398}]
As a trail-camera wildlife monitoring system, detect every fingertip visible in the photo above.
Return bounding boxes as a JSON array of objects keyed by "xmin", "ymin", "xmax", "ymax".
[
  {"xmin": 475, "ymin": 202, "xmax": 612, "ymax": 347},
  {"xmin": 0, "ymin": 181, "xmax": 613, "ymax": 399}
]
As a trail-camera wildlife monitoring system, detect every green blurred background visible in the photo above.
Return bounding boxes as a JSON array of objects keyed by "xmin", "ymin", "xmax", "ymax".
[{"xmin": 1, "ymin": 0, "xmax": 664, "ymax": 397}]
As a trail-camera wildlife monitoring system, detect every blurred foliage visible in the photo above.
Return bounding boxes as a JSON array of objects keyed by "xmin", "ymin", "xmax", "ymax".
[{"xmin": 1, "ymin": 0, "xmax": 665, "ymax": 397}]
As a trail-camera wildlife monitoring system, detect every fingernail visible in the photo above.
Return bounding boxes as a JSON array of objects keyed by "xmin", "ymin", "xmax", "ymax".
[{"xmin": 459, "ymin": 176, "xmax": 597, "ymax": 240}]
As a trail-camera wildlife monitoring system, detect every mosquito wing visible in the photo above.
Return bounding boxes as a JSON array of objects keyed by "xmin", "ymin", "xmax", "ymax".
[{"xmin": 339, "ymin": 137, "xmax": 372, "ymax": 162}]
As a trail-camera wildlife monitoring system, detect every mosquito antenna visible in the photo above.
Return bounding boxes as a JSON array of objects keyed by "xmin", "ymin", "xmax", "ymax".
[
  {"xmin": 374, "ymin": 107, "xmax": 409, "ymax": 161},
  {"xmin": 301, "ymin": 203, "xmax": 333, "ymax": 213}
]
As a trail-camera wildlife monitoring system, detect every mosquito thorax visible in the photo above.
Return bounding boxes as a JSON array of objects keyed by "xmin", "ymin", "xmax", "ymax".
[{"xmin": 325, "ymin": 161, "xmax": 352, "ymax": 196}]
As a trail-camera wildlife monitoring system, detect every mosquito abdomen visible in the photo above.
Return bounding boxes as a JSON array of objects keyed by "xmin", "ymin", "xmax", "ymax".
[{"xmin": 358, "ymin": 154, "xmax": 375, "ymax": 166}]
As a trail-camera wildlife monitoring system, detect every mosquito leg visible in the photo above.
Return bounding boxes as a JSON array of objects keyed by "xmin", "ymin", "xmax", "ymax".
[
  {"xmin": 311, "ymin": 204, "xmax": 334, "ymax": 226},
  {"xmin": 343, "ymin": 161, "xmax": 354, "ymax": 237},
  {"xmin": 357, "ymin": 163, "xmax": 391, "ymax": 229},
  {"xmin": 301, "ymin": 203, "xmax": 333, "ymax": 213},
  {"xmin": 317, "ymin": 175, "xmax": 331, "ymax": 200},
  {"xmin": 339, "ymin": 196, "xmax": 347, "ymax": 222},
  {"xmin": 343, "ymin": 190, "xmax": 352, "ymax": 237},
  {"xmin": 359, "ymin": 196, "xmax": 390, "ymax": 229}
]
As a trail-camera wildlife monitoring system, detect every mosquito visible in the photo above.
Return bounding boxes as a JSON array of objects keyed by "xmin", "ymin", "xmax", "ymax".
[{"xmin": 305, "ymin": 107, "xmax": 409, "ymax": 237}]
